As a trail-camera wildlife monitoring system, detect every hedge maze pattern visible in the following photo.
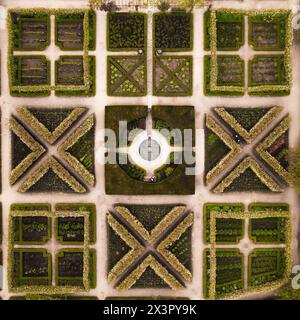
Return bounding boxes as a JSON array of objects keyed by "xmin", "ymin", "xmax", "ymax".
[
  {"xmin": 205, "ymin": 106, "xmax": 290, "ymax": 193},
  {"xmin": 10, "ymin": 107, "xmax": 95, "ymax": 193},
  {"xmin": 107, "ymin": 205, "xmax": 193, "ymax": 290},
  {"xmin": 203, "ymin": 203, "xmax": 291, "ymax": 299}
]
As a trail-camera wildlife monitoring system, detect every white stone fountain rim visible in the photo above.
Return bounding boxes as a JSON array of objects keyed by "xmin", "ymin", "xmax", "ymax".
[{"xmin": 128, "ymin": 130, "xmax": 170, "ymax": 172}]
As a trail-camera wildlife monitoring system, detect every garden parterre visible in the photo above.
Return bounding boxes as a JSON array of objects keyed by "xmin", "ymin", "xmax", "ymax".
[
  {"xmin": 205, "ymin": 106, "xmax": 290, "ymax": 192},
  {"xmin": 203, "ymin": 203, "xmax": 291, "ymax": 299},
  {"xmin": 8, "ymin": 8, "xmax": 96, "ymax": 97},
  {"xmin": 0, "ymin": 3, "xmax": 298, "ymax": 301},
  {"xmin": 10, "ymin": 107, "xmax": 95, "ymax": 193},
  {"xmin": 204, "ymin": 9, "xmax": 292, "ymax": 96},
  {"xmin": 8, "ymin": 203, "xmax": 96, "ymax": 294}
]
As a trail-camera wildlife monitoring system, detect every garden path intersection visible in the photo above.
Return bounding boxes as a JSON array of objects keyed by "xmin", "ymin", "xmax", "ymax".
[{"xmin": 0, "ymin": 0, "xmax": 299, "ymax": 300}]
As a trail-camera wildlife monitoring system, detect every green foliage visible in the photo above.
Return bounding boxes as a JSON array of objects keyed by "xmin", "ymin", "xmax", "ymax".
[
  {"xmin": 204, "ymin": 11, "xmax": 245, "ymax": 51},
  {"xmin": 248, "ymin": 248, "xmax": 286, "ymax": 288},
  {"xmin": 107, "ymin": 56, "xmax": 146, "ymax": 96},
  {"xmin": 248, "ymin": 12, "xmax": 289, "ymax": 51},
  {"xmin": 107, "ymin": 13, "xmax": 147, "ymax": 51},
  {"xmin": 288, "ymin": 145, "xmax": 300, "ymax": 193},
  {"xmin": 55, "ymin": 10, "xmax": 96, "ymax": 51},
  {"xmin": 248, "ymin": 55, "xmax": 288, "ymax": 96},
  {"xmin": 154, "ymin": 13, "xmax": 193, "ymax": 51},
  {"xmin": 204, "ymin": 55, "xmax": 245, "ymax": 96},
  {"xmin": 203, "ymin": 203, "xmax": 244, "ymax": 244}
]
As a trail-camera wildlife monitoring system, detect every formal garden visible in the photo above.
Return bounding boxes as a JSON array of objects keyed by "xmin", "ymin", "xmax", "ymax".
[
  {"xmin": 205, "ymin": 106, "xmax": 290, "ymax": 192},
  {"xmin": 0, "ymin": 0, "xmax": 299, "ymax": 301},
  {"xmin": 105, "ymin": 105, "xmax": 195, "ymax": 194}
]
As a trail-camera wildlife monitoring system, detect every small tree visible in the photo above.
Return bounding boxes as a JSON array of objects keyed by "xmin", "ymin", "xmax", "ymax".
[
  {"xmin": 89, "ymin": 0, "xmax": 119, "ymax": 11},
  {"xmin": 174, "ymin": 0, "xmax": 205, "ymax": 12},
  {"xmin": 157, "ymin": 1, "xmax": 171, "ymax": 12}
]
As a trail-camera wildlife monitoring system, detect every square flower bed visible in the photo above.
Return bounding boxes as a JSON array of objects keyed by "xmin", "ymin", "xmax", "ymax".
[
  {"xmin": 154, "ymin": 13, "xmax": 193, "ymax": 51},
  {"xmin": 107, "ymin": 13, "xmax": 146, "ymax": 51}
]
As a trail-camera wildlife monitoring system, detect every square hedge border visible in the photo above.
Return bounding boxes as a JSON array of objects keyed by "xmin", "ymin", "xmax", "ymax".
[
  {"xmin": 55, "ymin": 249, "xmax": 96, "ymax": 289},
  {"xmin": 248, "ymin": 12, "xmax": 288, "ymax": 51},
  {"xmin": 153, "ymin": 55, "xmax": 193, "ymax": 96},
  {"xmin": 105, "ymin": 105, "xmax": 195, "ymax": 195},
  {"xmin": 8, "ymin": 9, "xmax": 96, "ymax": 97},
  {"xmin": 54, "ymin": 203, "xmax": 96, "ymax": 245},
  {"xmin": 55, "ymin": 55, "xmax": 96, "ymax": 96},
  {"xmin": 10, "ymin": 55, "xmax": 51, "ymax": 97},
  {"xmin": 248, "ymin": 54, "xmax": 289, "ymax": 96},
  {"xmin": 11, "ymin": 13, "xmax": 51, "ymax": 51}
]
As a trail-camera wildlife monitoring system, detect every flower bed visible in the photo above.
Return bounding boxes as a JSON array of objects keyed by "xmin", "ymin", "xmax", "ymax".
[
  {"xmin": 203, "ymin": 203, "xmax": 244, "ymax": 244},
  {"xmin": 248, "ymin": 249, "xmax": 286, "ymax": 288},
  {"xmin": 203, "ymin": 202, "xmax": 291, "ymax": 299},
  {"xmin": 55, "ymin": 249, "xmax": 96, "ymax": 288},
  {"xmin": 204, "ymin": 55, "xmax": 244, "ymax": 96},
  {"xmin": 153, "ymin": 13, "xmax": 193, "ymax": 51},
  {"xmin": 105, "ymin": 105, "xmax": 195, "ymax": 195},
  {"xmin": 204, "ymin": 10, "xmax": 244, "ymax": 51},
  {"xmin": 55, "ymin": 11, "xmax": 96, "ymax": 50},
  {"xmin": 248, "ymin": 55, "xmax": 289, "ymax": 96},
  {"xmin": 204, "ymin": 9, "xmax": 292, "ymax": 96},
  {"xmin": 248, "ymin": 11, "xmax": 289, "ymax": 51},
  {"xmin": 205, "ymin": 107, "xmax": 290, "ymax": 192},
  {"xmin": 55, "ymin": 203, "xmax": 96, "ymax": 245},
  {"xmin": 107, "ymin": 13, "xmax": 146, "ymax": 51},
  {"xmin": 107, "ymin": 56, "xmax": 146, "ymax": 96},
  {"xmin": 153, "ymin": 56, "xmax": 192, "ymax": 96},
  {"xmin": 249, "ymin": 203, "xmax": 289, "ymax": 244},
  {"xmin": 10, "ymin": 11, "xmax": 50, "ymax": 50},
  {"xmin": 204, "ymin": 249, "xmax": 244, "ymax": 299},
  {"xmin": 12, "ymin": 249, "xmax": 52, "ymax": 287},
  {"xmin": 11, "ymin": 55, "xmax": 50, "ymax": 96}
]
